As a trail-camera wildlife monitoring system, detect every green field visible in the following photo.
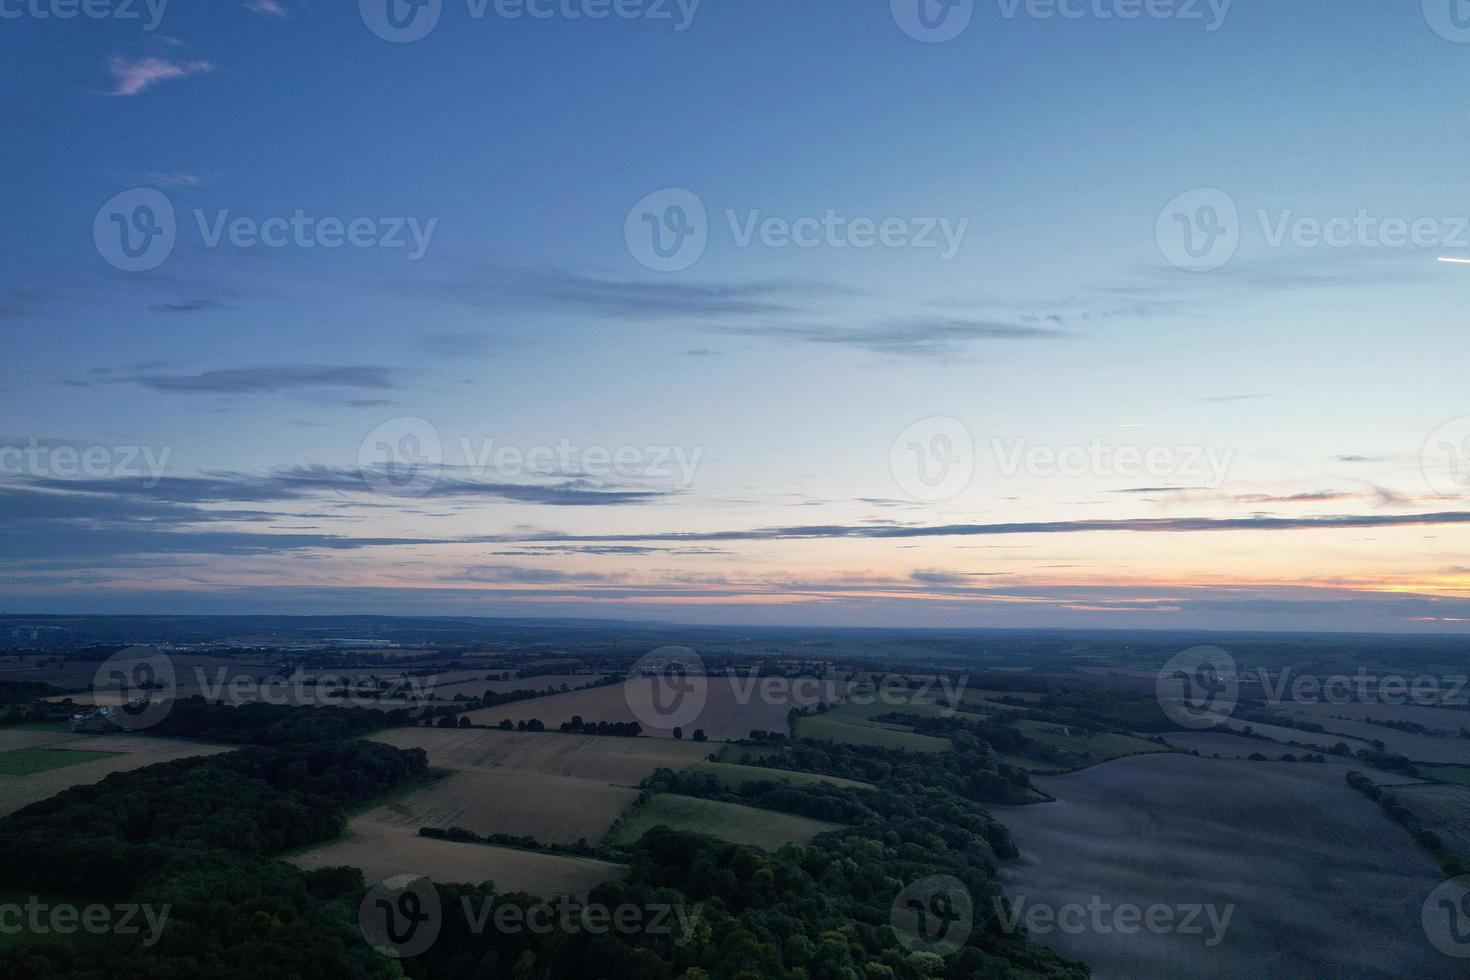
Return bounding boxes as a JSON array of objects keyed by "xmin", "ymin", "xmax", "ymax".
[
  {"xmin": 610, "ymin": 793, "xmax": 843, "ymax": 850},
  {"xmin": 1007, "ymin": 719, "xmax": 1168, "ymax": 771},
  {"xmin": 692, "ymin": 761, "xmax": 875, "ymax": 792},
  {"xmin": 0, "ymin": 747, "xmax": 123, "ymax": 775},
  {"xmin": 1417, "ymin": 764, "xmax": 1470, "ymax": 787},
  {"xmin": 792, "ymin": 694, "xmax": 956, "ymax": 752}
]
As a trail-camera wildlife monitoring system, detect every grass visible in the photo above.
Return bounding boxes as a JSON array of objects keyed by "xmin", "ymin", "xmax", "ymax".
[
  {"xmin": 1417, "ymin": 764, "xmax": 1470, "ymax": 787},
  {"xmin": 691, "ymin": 761, "xmax": 875, "ymax": 792},
  {"xmin": 792, "ymin": 693, "xmax": 954, "ymax": 752},
  {"xmin": 0, "ymin": 747, "xmax": 123, "ymax": 775},
  {"xmin": 1009, "ymin": 719, "xmax": 1168, "ymax": 770},
  {"xmin": 609, "ymin": 793, "xmax": 843, "ymax": 850}
]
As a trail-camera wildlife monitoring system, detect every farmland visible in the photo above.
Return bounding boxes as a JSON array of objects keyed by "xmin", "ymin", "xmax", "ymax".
[
  {"xmin": 791, "ymin": 695, "xmax": 954, "ymax": 752},
  {"xmin": 1391, "ymin": 782, "xmax": 1470, "ymax": 858},
  {"xmin": 288, "ymin": 819, "xmax": 626, "ymax": 896},
  {"xmin": 0, "ymin": 746, "xmax": 121, "ymax": 775},
  {"xmin": 691, "ymin": 761, "xmax": 875, "ymax": 792},
  {"xmin": 462, "ymin": 674, "xmax": 850, "ymax": 740},
  {"xmin": 608, "ymin": 792, "xmax": 843, "ymax": 850},
  {"xmin": 355, "ymin": 727, "xmax": 711, "ymax": 845},
  {"xmin": 0, "ymin": 731, "xmax": 233, "ymax": 817},
  {"xmin": 992, "ymin": 753, "xmax": 1457, "ymax": 978}
]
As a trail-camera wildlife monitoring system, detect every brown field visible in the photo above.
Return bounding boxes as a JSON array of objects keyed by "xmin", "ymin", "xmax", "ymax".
[
  {"xmin": 288, "ymin": 820, "xmax": 625, "ymax": 895},
  {"xmin": 368, "ymin": 727, "xmax": 711, "ymax": 784},
  {"xmin": 460, "ymin": 675, "xmax": 848, "ymax": 740},
  {"xmin": 364, "ymin": 772, "xmax": 638, "ymax": 843},
  {"xmin": 1, "ymin": 733, "xmax": 232, "ymax": 817},
  {"xmin": 357, "ymin": 728, "xmax": 712, "ymax": 845},
  {"xmin": 992, "ymin": 754, "xmax": 1456, "ymax": 979}
]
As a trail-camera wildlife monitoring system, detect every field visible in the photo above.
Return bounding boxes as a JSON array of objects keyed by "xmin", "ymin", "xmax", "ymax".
[
  {"xmin": 792, "ymin": 696, "xmax": 953, "ymax": 752},
  {"xmin": 608, "ymin": 793, "xmax": 843, "ymax": 850},
  {"xmin": 1391, "ymin": 783, "xmax": 1470, "ymax": 858},
  {"xmin": 461, "ymin": 675, "xmax": 849, "ymax": 740},
  {"xmin": 1005, "ymin": 719, "xmax": 1169, "ymax": 771},
  {"xmin": 0, "ymin": 732, "xmax": 233, "ymax": 816},
  {"xmin": 358, "ymin": 727, "xmax": 711, "ymax": 844},
  {"xmin": 1417, "ymin": 764, "xmax": 1470, "ymax": 786},
  {"xmin": 0, "ymin": 747, "xmax": 121, "ymax": 775},
  {"xmin": 289, "ymin": 820, "xmax": 625, "ymax": 895},
  {"xmin": 691, "ymin": 761, "xmax": 875, "ymax": 792},
  {"xmin": 991, "ymin": 754, "xmax": 1456, "ymax": 978}
]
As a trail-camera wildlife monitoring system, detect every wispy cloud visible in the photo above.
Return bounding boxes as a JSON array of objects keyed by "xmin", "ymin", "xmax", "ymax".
[
  {"xmin": 244, "ymin": 0, "xmax": 288, "ymax": 16},
  {"xmin": 715, "ymin": 315, "xmax": 1067, "ymax": 358},
  {"xmin": 148, "ymin": 299, "xmax": 223, "ymax": 316},
  {"xmin": 107, "ymin": 365, "xmax": 399, "ymax": 394},
  {"xmin": 146, "ymin": 172, "xmax": 207, "ymax": 187},
  {"xmin": 107, "ymin": 57, "xmax": 216, "ymax": 97}
]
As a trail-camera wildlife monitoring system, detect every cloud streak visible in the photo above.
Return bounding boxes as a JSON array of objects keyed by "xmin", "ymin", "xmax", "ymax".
[{"xmin": 107, "ymin": 57, "xmax": 216, "ymax": 97}]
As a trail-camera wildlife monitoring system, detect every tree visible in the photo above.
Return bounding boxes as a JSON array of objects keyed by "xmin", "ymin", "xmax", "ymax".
[
  {"xmin": 673, "ymin": 727, "xmax": 683, "ymax": 740},
  {"xmin": 459, "ymin": 717, "xmax": 472, "ymax": 728},
  {"xmin": 499, "ymin": 719, "xmax": 513, "ymax": 730},
  {"xmin": 692, "ymin": 729, "xmax": 707, "ymax": 742}
]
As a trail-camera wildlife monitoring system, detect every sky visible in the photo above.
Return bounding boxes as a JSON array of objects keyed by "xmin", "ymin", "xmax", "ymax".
[{"xmin": 3, "ymin": 0, "xmax": 1470, "ymax": 632}]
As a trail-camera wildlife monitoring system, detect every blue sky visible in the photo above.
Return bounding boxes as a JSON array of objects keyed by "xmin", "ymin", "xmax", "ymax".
[{"xmin": 3, "ymin": 0, "xmax": 1470, "ymax": 631}]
